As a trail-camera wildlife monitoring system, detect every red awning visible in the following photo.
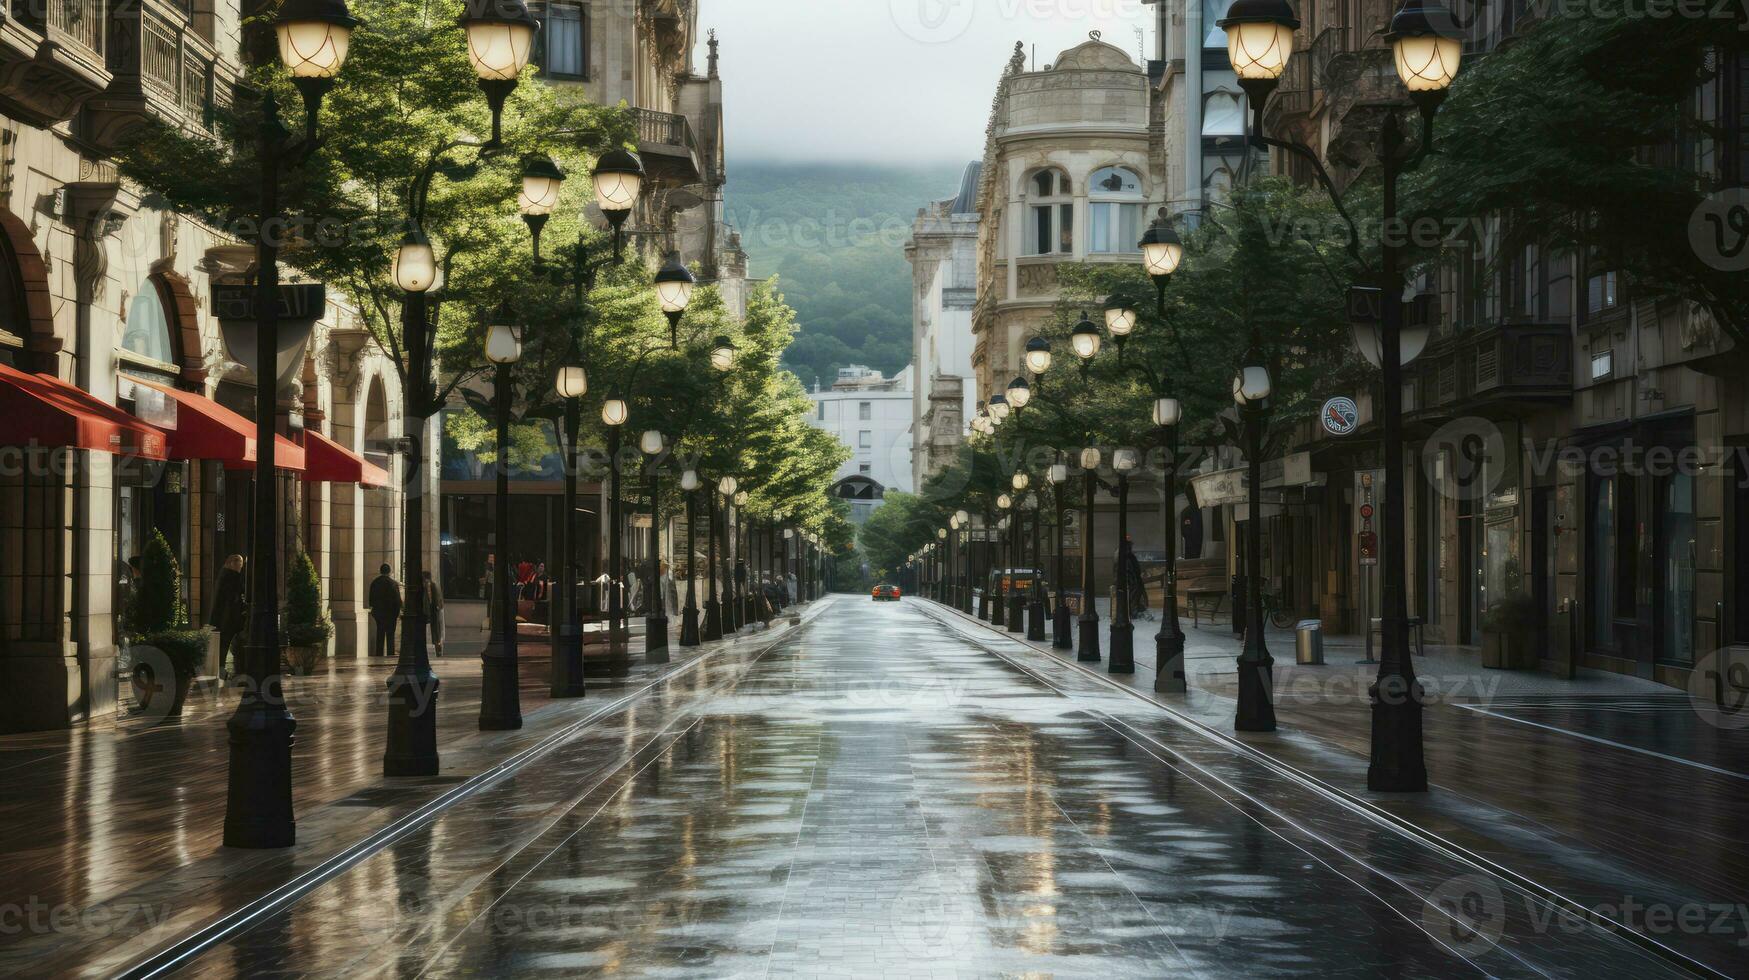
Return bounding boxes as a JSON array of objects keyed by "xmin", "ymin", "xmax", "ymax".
[
  {"xmin": 0, "ymin": 364, "xmax": 168, "ymax": 459},
  {"xmin": 123, "ymin": 376, "xmax": 305, "ymax": 472},
  {"xmin": 299, "ymin": 429, "xmax": 390, "ymax": 487}
]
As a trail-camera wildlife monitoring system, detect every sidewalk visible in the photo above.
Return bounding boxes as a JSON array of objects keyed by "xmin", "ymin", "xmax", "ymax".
[
  {"xmin": 928, "ymin": 597, "xmax": 1749, "ymax": 977},
  {"xmin": 0, "ymin": 600, "xmax": 823, "ymax": 976}
]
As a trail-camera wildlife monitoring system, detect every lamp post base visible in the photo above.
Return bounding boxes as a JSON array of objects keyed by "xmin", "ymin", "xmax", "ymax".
[
  {"xmin": 551, "ymin": 624, "xmax": 586, "ymax": 698},
  {"xmin": 646, "ymin": 615, "xmax": 670, "ymax": 663},
  {"xmin": 1052, "ymin": 602, "xmax": 1072, "ymax": 649},
  {"xmin": 680, "ymin": 606, "xmax": 701, "ymax": 647},
  {"xmin": 990, "ymin": 593, "xmax": 1004, "ymax": 625},
  {"xmin": 478, "ymin": 635, "xmax": 523, "ymax": 731},
  {"xmin": 1153, "ymin": 621, "xmax": 1187, "ymax": 694},
  {"xmin": 1235, "ymin": 646, "xmax": 1276, "ymax": 732},
  {"xmin": 1006, "ymin": 598, "xmax": 1024, "ymax": 634},
  {"xmin": 1109, "ymin": 621, "xmax": 1135, "ymax": 673},
  {"xmin": 703, "ymin": 598, "xmax": 723, "ymax": 641},
  {"xmin": 1077, "ymin": 615, "xmax": 1101, "ymax": 662},
  {"xmin": 1367, "ymin": 669, "xmax": 1428, "ymax": 791},
  {"xmin": 1026, "ymin": 598, "xmax": 1046, "ymax": 641},
  {"xmin": 383, "ymin": 668, "xmax": 441, "ymax": 777},
  {"xmin": 223, "ymin": 693, "xmax": 297, "ymax": 849}
]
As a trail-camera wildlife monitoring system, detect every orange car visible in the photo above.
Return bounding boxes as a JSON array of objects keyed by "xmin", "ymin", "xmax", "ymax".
[{"xmin": 872, "ymin": 584, "xmax": 902, "ymax": 601}]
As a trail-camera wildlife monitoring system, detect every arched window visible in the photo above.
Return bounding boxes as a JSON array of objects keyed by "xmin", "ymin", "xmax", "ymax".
[
  {"xmin": 121, "ymin": 278, "xmax": 177, "ymax": 366},
  {"xmin": 1088, "ymin": 166, "xmax": 1145, "ymax": 254},
  {"xmin": 1024, "ymin": 169, "xmax": 1072, "ymax": 256}
]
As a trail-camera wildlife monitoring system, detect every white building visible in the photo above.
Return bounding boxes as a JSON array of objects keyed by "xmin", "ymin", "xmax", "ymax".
[
  {"xmin": 808, "ymin": 366, "xmax": 914, "ymax": 525},
  {"xmin": 905, "ymin": 164, "xmax": 982, "ymax": 493},
  {"xmin": 1146, "ymin": 0, "xmax": 1264, "ymax": 220}
]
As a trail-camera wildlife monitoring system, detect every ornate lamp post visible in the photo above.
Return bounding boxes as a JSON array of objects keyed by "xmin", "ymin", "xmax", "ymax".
[
  {"xmin": 1024, "ymin": 490, "xmax": 1046, "ymax": 640},
  {"xmin": 479, "ymin": 317, "xmax": 524, "ymax": 731},
  {"xmin": 995, "ymin": 492, "xmax": 1013, "ymax": 625},
  {"xmin": 460, "ymin": 0, "xmax": 537, "ymax": 148},
  {"xmin": 1232, "ymin": 346, "xmax": 1277, "ymax": 732},
  {"xmin": 516, "ymin": 153, "xmax": 564, "ymax": 260},
  {"xmin": 718, "ymin": 476, "xmax": 738, "ymax": 632},
  {"xmin": 382, "ymin": 224, "xmax": 442, "ymax": 777},
  {"xmin": 679, "ymin": 469, "xmax": 703, "ymax": 646},
  {"xmin": 954, "ymin": 509, "xmax": 972, "ymax": 612},
  {"xmin": 601, "ymin": 394, "xmax": 630, "ymax": 654},
  {"xmin": 1139, "ymin": 208, "xmax": 1185, "ymax": 315},
  {"xmin": 223, "ymin": 0, "xmax": 357, "ymax": 849},
  {"xmin": 1048, "ymin": 460, "xmax": 1072, "ymax": 649},
  {"xmin": 551, "ymin": 364, "xmax": 590, "ymax": 695},
  {"xmin": 1007, "ymin": 473, "xmax": 1029, "ymax": 634},
  {"xmin": 1110, "ymin": 448, "xmax": 1140, "ymax": 673},
  {"xmin": 1154, "ymin": 397, "xmax": 1188, "ymax": 694},
  {"xmin": 654, "ymin": 253, "xmax": 697, "ymax": 348},
  {"xmin": 936, "ymin": 527, "xmax": 949, "ymax": 601},
  {"xmin": 640, "ymin": 428, "xmax": 669, "ymax": 661},
  {"xmin": 1220, "ymin": 0, "xmax": 1459, "ymax": 784},
  {"xmin": 734, "ymin": 488, "xmax": 751, "ymax": 625},
  {"xmin": 1077, "ymin": 446, "xmax": 1102, "ymax": 661}
]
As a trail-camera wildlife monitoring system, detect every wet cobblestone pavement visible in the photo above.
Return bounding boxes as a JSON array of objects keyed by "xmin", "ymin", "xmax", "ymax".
[{"xmin": 128, "ymin": 597, "xmax": 1693, "ymax": 978}]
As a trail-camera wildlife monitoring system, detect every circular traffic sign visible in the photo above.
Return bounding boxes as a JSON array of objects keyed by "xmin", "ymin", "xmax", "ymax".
[{"xmin": 1321, "ymin": 396, "xmax": 1360, "ymax": 436}]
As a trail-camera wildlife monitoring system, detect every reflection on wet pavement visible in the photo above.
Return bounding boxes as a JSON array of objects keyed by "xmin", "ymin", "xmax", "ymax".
[{"xmin": 166, "ymin": 598, "xmax": 1691, "ymax": 978}]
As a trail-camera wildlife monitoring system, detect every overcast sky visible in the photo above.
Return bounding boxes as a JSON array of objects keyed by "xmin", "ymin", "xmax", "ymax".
[{"xmin": 700, "ymin": 0, "xmax": 1158, "ymax": 166}]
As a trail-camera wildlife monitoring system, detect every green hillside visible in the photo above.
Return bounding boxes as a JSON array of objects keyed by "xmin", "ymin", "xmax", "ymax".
[{"xmin": 725, "ymin": 160, "xmax": 969, "ymax": 389}]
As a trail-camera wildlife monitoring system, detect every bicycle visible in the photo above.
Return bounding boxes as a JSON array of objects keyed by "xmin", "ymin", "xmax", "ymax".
[{"xmin": 1259, "ymin": 585, "xmax": 1300, "ymax": 630}]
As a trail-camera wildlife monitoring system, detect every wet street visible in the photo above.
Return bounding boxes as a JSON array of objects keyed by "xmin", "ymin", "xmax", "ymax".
[{"xmin": 110, "ymin": 597, "xmax": 1689, "ymax": 979}]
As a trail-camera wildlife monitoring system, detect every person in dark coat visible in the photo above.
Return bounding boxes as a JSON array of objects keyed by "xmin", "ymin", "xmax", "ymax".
[
  {"xmin": 368, "ymin": 563, "xmax": 402, "ymax": 660},
  {"xmin": 209, "ymin": 555, "xmax": 247, "ymax": 676}
]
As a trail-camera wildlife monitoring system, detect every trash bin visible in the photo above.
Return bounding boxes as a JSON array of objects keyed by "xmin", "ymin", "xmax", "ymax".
[{"xmin": 1295, "ymin": 620, "xmax": 1325, "ymax": 665}]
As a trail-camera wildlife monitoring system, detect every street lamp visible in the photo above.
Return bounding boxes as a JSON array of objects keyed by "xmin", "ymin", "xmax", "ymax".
[
  {"xmin": 1104, "ymin": 299, "xmax": 1138, "ymax": 354},
  {"xmin": 1109, "ymin": 448, "xmax": 1141, "ymax": 674},
  {"xmin": 225, "ymin": 0, "xmax": 356, "ymax": 850},
  {"xmin": 654, "ymin": 253, "xmax": 697, "ymax": 348},
  {"xmin": 1077, "ymin": 446, "xmax": 1102, "ymax": 661},
  {"xmin": 711, "ymin": 336, "xmax": 738, "ymax": 372},
  {"xmin": 1222, "ymin": 0, "xmax": 1462, "ymax": 788},
  {"xmin": 1006, "ymin": 376, "xmax": 1032, "ymax": 410},
  {"xmin": 1024, "ymin": 489, "xmax": 1046, "ymax": 640},
  {"xmin": 592, "ymin": 147, "xmax": 643, "ymax": 258},
  {"xmin": 680, "ymin": 469, "xmax": 702, "ymax": 646},
  {"xmin": 708, "ymin": 475, "xmax": 737, "ymax": 638},
  {"xmin": 1139, "ymin": 208, "xmax": 1185, "ymax": 314},
  {"xmin": 640, "ymin": 429, "xmax": 669, "ymax": 662},
  {"xmin": 1007, "ymin": 488, "xmax": 1026, "ymax": 635},
  {"xmin": 994, "ymin": 493, "xmax": 1013, "ymax": 627},
  {"xmin": 602, "ymin": 395, "xmax": 630, "ymax": 653},
  {"xmin": 1024, "ymin": 336, "xmax": 1053, "ymax": 375},
  {"xmin": 517, "ymin": 153, "xmax": 565, "ymax": 259},
  {"xmin": 1231, "ymin": 348, "xmax": 1276, "ymax": 733},
  {"xmin": 1153, "ymin": 397, "xmax": 1188, "ymax": 694},
  {"xmin": 988, "ymin": 393, "xmax": 1010, "ymax": 422},
  {"xmin": 733, "ymin": 489, "xmax": 751, "ymax": 625},
  {"xmin": 480, "ymin": 317, "xmax": 523, "ymax": 731},
  {"xmin": 544, "ymin": 364, "xmax": 590, "ymax": 696},
  {"xmin": 1048, "ymin": 461, "xmax": 1072, "ymax": 649},
  {"xmin": 381, "ymin": 220, "xmax": 444, "ymax": 779},
  {"xmin": 1071, "ymin": 312, "xmax": 1102, "ymax": 376},
  {"xmin": 461, "ymin": 0, "xmax": 536, "ymax": 147}
]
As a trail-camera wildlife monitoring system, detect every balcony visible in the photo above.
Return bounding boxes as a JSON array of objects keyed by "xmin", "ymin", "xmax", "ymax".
[
  {"xmin": 0, "ymin": 0, "xmax": 112, "ymax": 124},
  {"xmin": 82, "ymin": 0, "xmax": 222, "ymax": 149},
  {"xmin": 1407, "ymin": 323, "xmax": 1572, "ymax": 420},
  {"xmin": 636, "ymin": 108, "xmax": 703, "ymax": 185}
]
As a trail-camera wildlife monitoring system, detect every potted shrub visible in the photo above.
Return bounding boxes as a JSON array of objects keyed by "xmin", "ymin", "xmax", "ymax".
[
  {"xmin": 127, "ymin": 530, "xmax": 203, "ymax": 716},
  {"xmin": 284, "ymin": 550, "xmax": 333, "ymax": 675},
  {"xmin": 1482, "ymin": 592, "xmax": 1538, "ymax": 670}
]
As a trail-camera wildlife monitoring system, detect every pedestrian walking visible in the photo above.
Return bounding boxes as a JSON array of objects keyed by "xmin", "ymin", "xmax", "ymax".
[
  {"xmin": 369, "ymin": 563, "xmax": 402, "ymax": 660},
  {"xmin": 423, "ymin": 569, "xmax": 445, "ymax": 657},
  {"xmin": 209, "ymin": 554, "xmax": 246, "ymax": 676}
]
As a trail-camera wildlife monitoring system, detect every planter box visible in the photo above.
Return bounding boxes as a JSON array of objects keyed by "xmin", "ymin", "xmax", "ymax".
[{"xmin": 1482, "ymin": 628, "xmax": 1536, "ymax": 670}]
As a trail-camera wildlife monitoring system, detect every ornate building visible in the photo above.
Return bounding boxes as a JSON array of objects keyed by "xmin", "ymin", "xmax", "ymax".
[
  {"xmin": 905, "ymin": 163, "xmax": 981, "ymax": 491},
  {"xmin": 0, "ymin": 0, "xmax": 409, "ymax": 732}
]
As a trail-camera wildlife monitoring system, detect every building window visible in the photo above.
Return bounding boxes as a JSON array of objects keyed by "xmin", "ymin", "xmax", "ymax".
[
  {"xmin": 858, "ymin": 401, "xmax": 871, "ymax": 421},
  {"xmin": 1661, "ymin": 470, "xmax": 1695, "ymax": 664},
  {"xmin": 121, "ymin": 278, "xmax": 178, "ymax": 366},
  {"xmin": 858, "ymin": 430, "xmax": 871, "ymax": 449},
  {"xmin": 538, "ymin": 2, "xmax": 587, "ymax": 79},
  {"xmin": 1591, "ymin": 349, "xmax": 1614, "ymax": 381},
  {"xmin": 1024, "ymin": 169, "xmax": 1072, "ymax": 256},
  {"xmin": 1088, "ymin": 166, "xmax": 1144, "ymax": 254},
  {"xmin": 859, "ymin": 463, "xmax": 871, "ymax": 475},
  {"xmin": 1587, "ymin": 270, "xmax": 1619, "ymax": 316},
  {"xmin": 817, "ymin": 401, "xmax": 825, "ymax": 421},
  {"xmin": 1202, "ymin": 91, "xmax": 1244, "ymax": 137}
]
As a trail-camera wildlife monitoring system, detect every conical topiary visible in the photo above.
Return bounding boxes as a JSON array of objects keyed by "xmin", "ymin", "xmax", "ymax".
[
  {"xmin": 285, "ymin": 550, "xmax": 334, "ymax": 648},
  {"xmin": 132, "ymin": 529, "xmax": 204, "ymax": 677}
]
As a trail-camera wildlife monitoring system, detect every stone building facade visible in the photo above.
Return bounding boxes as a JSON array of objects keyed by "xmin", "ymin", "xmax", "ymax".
[
  {"xmin": 905, "ymin": 162, "xmax": 981, "ymax": 492},
  {"xmin": 1, "ymin": 0, "xmax": 409, "ymax": 732}
]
